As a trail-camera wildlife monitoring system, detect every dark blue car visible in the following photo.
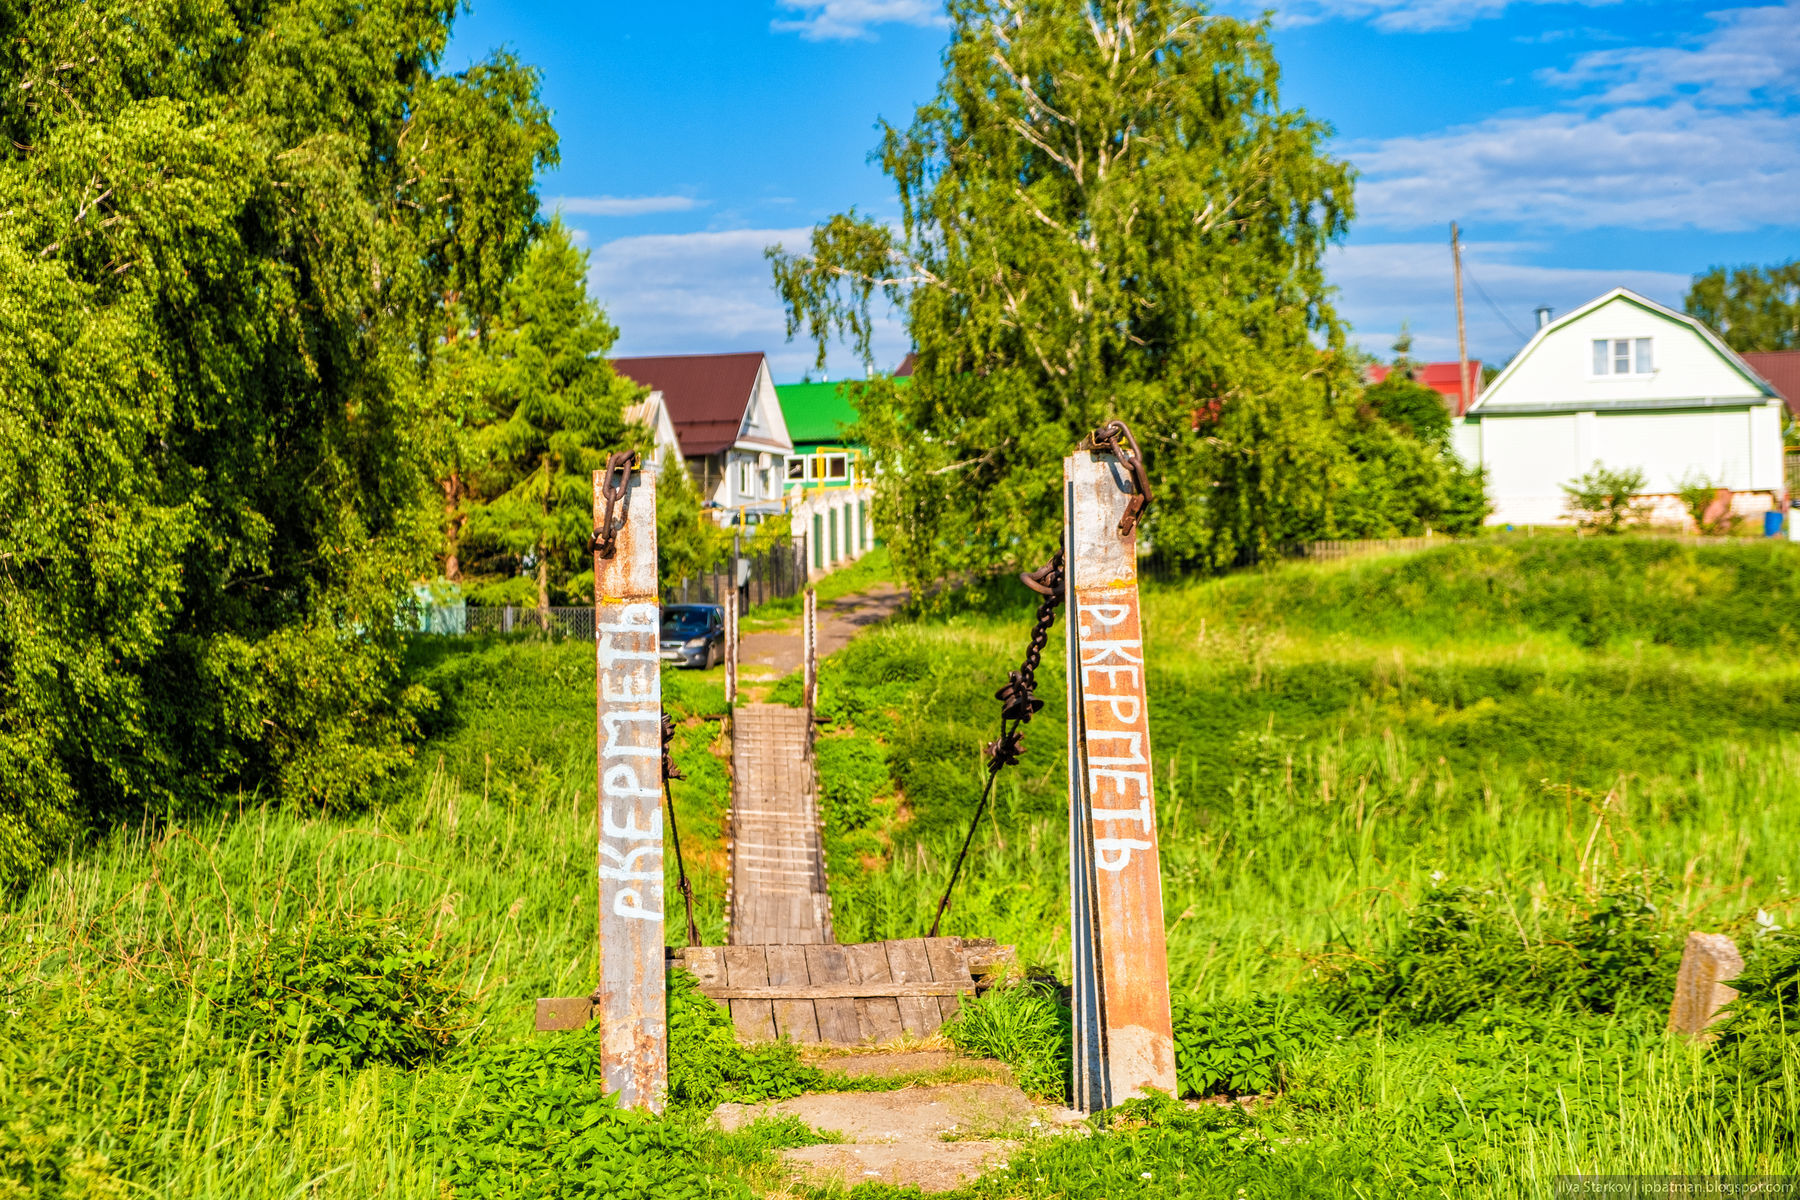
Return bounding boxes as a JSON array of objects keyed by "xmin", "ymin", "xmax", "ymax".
[{"xmin": 660, "ymin": 604, "xmax": 724, "ymax": 669}]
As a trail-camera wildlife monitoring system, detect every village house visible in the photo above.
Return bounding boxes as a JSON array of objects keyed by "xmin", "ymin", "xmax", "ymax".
[
  {"xmin": 775, "ymin": 379, "xmax": 881, "ymax": 573},
  {"xmin": 1368, "ymin": 359, "xmax": 1484, "ymax": 415},
  {"xmin": 1454, "ymin": 288, "xmax": 1786, "ymax": 526},
  {"xmin": 611, "ymin": 352, "xmax": 793, "ymax": 525}
]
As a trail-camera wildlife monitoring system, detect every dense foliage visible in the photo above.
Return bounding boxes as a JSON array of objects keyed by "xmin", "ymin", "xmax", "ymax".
[
  {"xmin": 0, "ymin": 0, "xmax": 554, "ymax": 889},
  {"xmin": 771, "ymin": 0, "xmax": 1479, "ymax": 589},
  {"xmin": 1686, "ymin": 260, "xmax": 1800, "ymax": 352}
]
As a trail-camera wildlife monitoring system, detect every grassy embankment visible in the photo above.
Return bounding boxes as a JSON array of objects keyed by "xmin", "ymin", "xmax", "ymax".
[{"xmin": 6, "ymin": 536, "xmax": 1800, "ymax": 1197}]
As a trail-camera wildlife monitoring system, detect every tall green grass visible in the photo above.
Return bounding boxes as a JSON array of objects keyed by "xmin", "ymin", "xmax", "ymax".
[{"xmin": 8, "ymin": 537, "xmax": 1800, "ymax": 1196}]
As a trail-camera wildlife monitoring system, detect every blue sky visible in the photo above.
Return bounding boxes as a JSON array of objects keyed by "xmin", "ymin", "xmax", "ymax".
[{"xmin": 446, "ymin": 0, "xmax": 1800, "ymax": 379}]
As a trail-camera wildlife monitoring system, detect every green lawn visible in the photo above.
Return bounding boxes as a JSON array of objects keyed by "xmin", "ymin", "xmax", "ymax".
[{"xmin": 6, "ymin": 536, "xmax": 1800, "ymax": 1197}]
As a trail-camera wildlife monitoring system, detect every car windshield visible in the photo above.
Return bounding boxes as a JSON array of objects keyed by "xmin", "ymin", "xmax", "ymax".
[{"xmin": 661, "ymin": 608, "xmax": 712, "ymax": 638}]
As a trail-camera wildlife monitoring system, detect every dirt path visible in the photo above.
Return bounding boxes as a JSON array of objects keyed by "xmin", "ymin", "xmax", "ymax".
[
  {"xmin": 736, "ymin": 580, "xmax": 909, "ymax": 677},
  {"xmin": 713, "ymin": 1051, "xmax": 1084, "ymax": 1193}
]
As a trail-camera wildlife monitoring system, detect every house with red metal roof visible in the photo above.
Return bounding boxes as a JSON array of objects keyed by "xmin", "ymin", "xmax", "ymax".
[
  {"xmin": 611, "ymin": 352, "xmax": 794, "ymax": 524},
  {"xmin": 1367, "ymin": 360, "xmax": 1484, "ymax": 415}
]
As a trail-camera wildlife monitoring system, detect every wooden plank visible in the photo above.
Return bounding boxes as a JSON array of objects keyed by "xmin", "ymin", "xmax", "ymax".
[
  {"xmin": 535, "ymin": 996, "xmax": 593, "ymax": 1031},
  {"xmin": 672, "ymin": 946, "xmax": 725, "ymax": 988},
  {"xmin": 592, "ymin": 462, "xmax": 666, "ymax": 1113},
  {"xmin": 923, "ymin": 937, "xmax": 976, "ymax": 1023},
  {"xmin": 803, "ymin": 944, "xmax": 862, "ymax": 1044},
  {"xmin": 692, "ymin": 980, "xmax": 975, "ymax": 1001},
  {"xmin": 722, "ymin": 945, "xmax": 776, "ymax": 1042},
  {"xmin": 765, "ymin": 944, "xmax": 821, "ymax": 1043},
  {"xmin": 883, "ymin": 938, "xmax": 941, "ymax": 1039},
  {"xmin": 844, "ymin": 941, "xmax": 905, "ymax": 1044},
  {"xmin": 1065, "ymin": 444, "xmax": 1178, "ymax": 1110}
]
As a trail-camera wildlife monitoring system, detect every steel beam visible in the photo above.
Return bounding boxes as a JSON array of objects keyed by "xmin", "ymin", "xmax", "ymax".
[
  {"xmin": 593, "ymin": 464, "xmax": 666, "ymax": 1113},
  {"xmin": 1065, "ymin": 448, "xmax": 1177, "ymax": 1111}
]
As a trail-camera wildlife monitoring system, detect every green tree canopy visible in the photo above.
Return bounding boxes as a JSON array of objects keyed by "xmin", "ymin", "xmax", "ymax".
[
  {"xmin": 1686, "ymin": 261, "xmax": 1800, "ymax": 352},
  {"xmin": 0, "ymin": 0, "xmax": 553, "ymax": 888},
  {"xmin": 460, "ymin": 218, "xmax": 638, "ymax": 612},
  {"xmin": 770, "ymin": 0, "xmax": 1391, "ymax": 585}
]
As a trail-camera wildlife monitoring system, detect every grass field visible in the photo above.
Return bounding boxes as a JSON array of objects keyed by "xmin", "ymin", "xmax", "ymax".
[{"xmin": 6, "ymin": 536, "xmax": 1800, "ymax": 1197}]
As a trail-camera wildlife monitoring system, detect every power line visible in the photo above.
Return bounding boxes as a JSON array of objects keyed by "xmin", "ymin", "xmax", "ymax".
[{"xmin": 1462, "ymin": 259, "xmax": 1532, "ymax": 346}]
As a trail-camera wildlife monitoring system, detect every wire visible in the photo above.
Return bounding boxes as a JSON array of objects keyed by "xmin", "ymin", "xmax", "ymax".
[{"xmin": 1463, "ymin": 258, "xmax": 1532, "ymax": 346}]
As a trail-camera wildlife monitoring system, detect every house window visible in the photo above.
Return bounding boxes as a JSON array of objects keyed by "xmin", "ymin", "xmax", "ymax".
[
  {"xmin": 1593, "ymin": 337, "xmax": 1654, "ymax": 376},
  {"xmin": 738, "ymin": 461, "xmax": 753, "ymax": 496},
  {"xmin": 787, "ymin": 457, "xmax": 805, "ymax": 481},
  {"xmin": 825, "ymin": 454, "xmax": 848, "ymax": 481}
]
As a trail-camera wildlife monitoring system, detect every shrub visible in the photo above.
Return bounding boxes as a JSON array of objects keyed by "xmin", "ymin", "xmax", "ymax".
[
  {"xmin": 1172, "ymin": 994, "xmax": 1341, "ymax": 1098},
  {"xmin": 1711, "ymin": 932, "xmax": 1800, "ymax": 1090},
  {"xmin": 424, "ymin": 1023, "xmax": 722, "ymax": 1200},
  {"xmin": 1678, "ymin": 473, "xmax": 1730, "ymax": 535},
  {"xmin": 667, "ymin": 970, "xmax": 820, "ymax": 1106},
  {"xmin": 211, "ymin": 910, "xmax": 465, "ymax": 1070},
  {"xmin": 1323, "ymin": 880, "xmax": 1674, "ymax": 1028},
  {"xmin": 1563, "ymin": 463, "xmax": 1649, "ymax": 532},
  {"xmin": 814, "ymin": 734, "xmax": 888, "ymax": 833},
  {"xmin": 941, "ymin": 979, "xmax": 1071, "ymax": 1101}
]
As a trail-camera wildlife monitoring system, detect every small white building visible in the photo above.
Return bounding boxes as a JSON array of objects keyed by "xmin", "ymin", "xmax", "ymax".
[
  {"xmin": 1455, "ymin": 288, "xmax": 1785, "ymax": 525},
  {"xmin": 612, "ymin": 352, "xmax": 794, "ymax": 524}
]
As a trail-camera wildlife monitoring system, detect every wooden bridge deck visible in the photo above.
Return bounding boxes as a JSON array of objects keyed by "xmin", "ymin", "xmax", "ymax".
[{"xmin": 727, "ymin": 703, "xmax": 832, "ymax": 945}]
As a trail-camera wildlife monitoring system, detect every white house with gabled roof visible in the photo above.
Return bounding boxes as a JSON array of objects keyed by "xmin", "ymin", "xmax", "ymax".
[{"xmin": 1454, "ymin": 287, "xmax": 1785, "ymax": 526}]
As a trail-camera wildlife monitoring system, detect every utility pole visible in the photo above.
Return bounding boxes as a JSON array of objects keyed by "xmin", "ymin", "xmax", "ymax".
[{"xmin": 1451, "ymin": 222, "xmax": 1471, "ymax": 416}]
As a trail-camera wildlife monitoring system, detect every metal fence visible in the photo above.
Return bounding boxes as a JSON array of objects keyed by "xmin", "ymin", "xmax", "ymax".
[
  {"xmin": 427, "ymin": 538, "xmax": 809, "ymax": 638},
  {"xmin": 1139, "ymin": 533, "xmax": 1448, "ymax": 580}
]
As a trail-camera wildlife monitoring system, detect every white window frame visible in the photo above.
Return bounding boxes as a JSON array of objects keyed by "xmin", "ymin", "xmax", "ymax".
[
  {"xmin": 786, "ymin": 457, "xmax": 805, "ymax": 481},
  {"xmin": 825, "ymin": 454, "xmax": 849, "ymax": 481},
  {"xmin": 1592, "ymin": 336, "xmax": 1655, "ymax": 377}
]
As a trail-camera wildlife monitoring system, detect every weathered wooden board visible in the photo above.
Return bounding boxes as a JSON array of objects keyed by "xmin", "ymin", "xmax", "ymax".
[
  {"xmin": 728, "ymin": 704, "xmax": 832, "ymax": 945},
  {"xmin": 668, "ymin": 938, "xmax": 1005, "ymax": 1045},
  {"xmin": 593, "ymin": 463, "xmax": 667, "ymax": 1113},
  {"xmin": 1065, "ymin": 447, "xmax": 1178, "ymax": 1112}
]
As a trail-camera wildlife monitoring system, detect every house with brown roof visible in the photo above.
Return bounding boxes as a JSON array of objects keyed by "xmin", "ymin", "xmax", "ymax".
[
  {"xmin": 611, "ymin": 352, "xmax": 794, "ymax": 523},
  {"xmin": 1743, "ymin": 351, "xmax": 1800, "ymax": 419}
]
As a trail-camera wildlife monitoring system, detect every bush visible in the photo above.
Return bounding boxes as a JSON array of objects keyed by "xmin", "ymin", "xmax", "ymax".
[
  {"xmin": 667, "ymin": 971, "xmax": 820, "ymax": 1107},
  {"xmin": 425, "ymin": 1024, "xmax": 722, "ymax": 1200},
  {"xmin": 1712, "ymin": 932, "xmax": 1800, "ymax": 1089},
  {"xmin": 1172, "ymin": 994, "xmax": 1341, "ymax": 1098},
  {"xmin": 941, "ymin": 979, "xmax": 1071, "ymax": 1101},
  {"xmin": 211, "ymin": 910, "xmax": 466, "ymax": 1070},
  {"xmin": 1563, "ymin": 463, "xmax": 1649, "ymax": 532},
  {"xmin": 1323, "ymin": 879, "xmax": 1674, "ymax": 1028},
  {"xmin": 814, "ymin": 734, "xmax": 889, "ymax": 833}
]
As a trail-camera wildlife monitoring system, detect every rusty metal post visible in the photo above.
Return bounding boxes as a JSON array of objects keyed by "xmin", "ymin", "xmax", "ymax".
[
  {"xmin": 1065, "ymin": 447, "xmax": 1177, "ymax": 1112},
  {"xmin": 724, "ymin": 588, "xmax": 738, "ymax": 706},
  {"xmin": 802, "ymin": 586, "xmax": 818, "ymax": 726},
  {"xmin": 592, "ymin": 462, "xmax": 667, "ymax": 1113}
]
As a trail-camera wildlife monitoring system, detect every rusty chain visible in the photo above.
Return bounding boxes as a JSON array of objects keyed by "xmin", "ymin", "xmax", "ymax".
[
  {"xmin": 928, "ymin": 549, "xmax": 1066, "ymax": 937},
  {"xmin": 592, "ymin": 448, "xmax": 640, "ymax": 560},
  {"xmin": 1088, "ymin": 419, "xmax": 1152, "ymax": 537}
]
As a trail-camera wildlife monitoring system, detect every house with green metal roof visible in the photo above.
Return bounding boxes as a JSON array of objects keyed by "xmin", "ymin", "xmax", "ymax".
[{"xmin": 775, "ymin": 379, "xmax": 892, "ymax": 574}]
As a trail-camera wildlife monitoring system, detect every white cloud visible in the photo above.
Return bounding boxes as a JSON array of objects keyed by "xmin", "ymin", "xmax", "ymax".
[
  {"xmin": 585, "ymin": 227, "xmax": 909, "ymax": 380},
  {"xmin": 771, "ymin": 0, "xmax": 944, "ymax": 41},
  {"xmin": 1542, "ymin": 1, "xmax": 1800, "ymax": 104},
  {"xmin": 1350, "ymin": 102, "xmax": 1800, "ymax": 232},
  {"xmin": 547, "ymin": 195, "xmax": 703, "ymax": 217},
  {"xmin": 1329, "ymin": 238, "xmax": 1689, "ymax": 362},
  {"xmin": 1227, "ymin": 0, "xmax": 1627, "ymax": 32}
]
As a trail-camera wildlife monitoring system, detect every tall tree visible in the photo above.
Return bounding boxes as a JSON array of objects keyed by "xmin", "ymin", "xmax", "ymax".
[
  {"xmin": 770, "ymin": 0, "xmax": 1358, "ymax": 585},
  {"xmin": 1686, "ymin": 261, "xmax": 1800, "ymax": 352},
  {"xmin": 0, "ymin": 0, "xmax": 553, "ymax": 888},
  {"xmin": 462, "ymin": 218, "xmax": 638, "ymax": 615}
]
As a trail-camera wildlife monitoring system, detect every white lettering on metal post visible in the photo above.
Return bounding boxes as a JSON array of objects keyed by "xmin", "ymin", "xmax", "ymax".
[
  {"xmin": 1065, "ymin": 449, "xmax": 1177, "ymax": 1112},
  {"xmin": 725, "ymin": 588, "xmax": 738, "ymax": 705},
  {"xmin": 594, "ymin": 465, "xmax": 666, "ymax": 1113}
]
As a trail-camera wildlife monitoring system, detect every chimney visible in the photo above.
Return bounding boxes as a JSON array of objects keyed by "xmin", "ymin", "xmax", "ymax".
[{"xmin": 1535, "ymin": 305, "xmax": 1553, "ymax": 330}]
